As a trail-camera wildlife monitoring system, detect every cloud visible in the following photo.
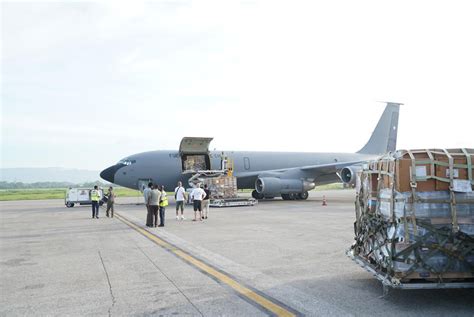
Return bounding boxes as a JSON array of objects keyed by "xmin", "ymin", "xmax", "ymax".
[{"xmin": 2, "ymin": 1, "xmax": 473, "ymax": 170}]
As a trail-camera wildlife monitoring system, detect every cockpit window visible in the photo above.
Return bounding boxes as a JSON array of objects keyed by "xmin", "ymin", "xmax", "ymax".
[{"xmin": 117, "ymin": 159, "xmax": 136, "ymax": 166}]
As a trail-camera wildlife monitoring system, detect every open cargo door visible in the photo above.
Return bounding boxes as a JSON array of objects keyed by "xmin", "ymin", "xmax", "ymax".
[
  {"xmin": 137, "ymin": 178, "xmax": 153, "ymax": 192},
  {"xmin": 179, "ymin": 137, "xmax": 213, "ymax": 173}
]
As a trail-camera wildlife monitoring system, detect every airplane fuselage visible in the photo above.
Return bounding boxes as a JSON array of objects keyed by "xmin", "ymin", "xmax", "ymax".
[
  {"xmin": 107, "ymin": 150, "xmax": 375, "ymax": 191},
  {"xmin": 100, "ymin": 103, "xmax": 401, "ymax": 197}
]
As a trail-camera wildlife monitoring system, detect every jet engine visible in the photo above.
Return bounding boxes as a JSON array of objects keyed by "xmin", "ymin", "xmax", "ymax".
[
  {"xmin": 255, "ymin": 177, "xmax": 315, "ymax": 195},
  {"xmin": 340, "ymin": 166, "xmax": 362, "ymax": 186}
]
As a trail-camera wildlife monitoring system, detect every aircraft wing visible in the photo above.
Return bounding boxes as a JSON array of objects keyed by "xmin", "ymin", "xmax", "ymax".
[
  {"xmin": 299, "ymin": 160, "xmax": 367, "ymax": 175},
  {"xmin": 235, "ymin": 160, "xmax": 367, "ymax": 181}
]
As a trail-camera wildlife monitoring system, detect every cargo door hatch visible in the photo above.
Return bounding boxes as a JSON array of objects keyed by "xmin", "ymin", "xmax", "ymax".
[
  {"xmin": 179, "ymin": 137, "xmax": 213, "ymax": 173},
  {"xmin": 137, "ymin": 178, "xmax": 153, "ymax": 192}
]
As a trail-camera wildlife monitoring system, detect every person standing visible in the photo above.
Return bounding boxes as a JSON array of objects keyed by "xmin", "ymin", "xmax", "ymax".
[
  {"xmin": 201, "ymin": 184, "xmax": 211, "ymax": 219},
  {"xmin": 144, "ymin": 182, "xmax": 153, "ymax": 227},
  {"xmin": 105, "ymin": 186, "xmax": 116, "ymax": 218},
  {"xmin": 91, "ymin": 185, "xmax": 101, "ymax": 219},
  {"xmin": 174, "ymin": 181, "xmax": 186, "ymax": 220},
  {"xmin": 143, "ymin": 182, "xmax": 152, "ymax": 203},
  {"xmin": 147, "ymin": 184, "xmax": 160, "ymax": 227},
  {"xmin": 220, "ymin": 152, "xmax": 227, "ymax": 171},
  {"xmin": 158, "ymin": 185, "xmax": 168, "ymax": 227},
  {"xmin": 191, "ymin": 184, "xmax": 206, "ymax": 221}
]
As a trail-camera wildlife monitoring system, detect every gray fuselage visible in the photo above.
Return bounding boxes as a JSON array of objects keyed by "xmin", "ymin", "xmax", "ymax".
[
  {"xmin": 108, "ymin": 150, "xmax": 375, "ymax": 190},
  {"xmin": 100, "ymin": 103, "xmax": 401, "ymax": 193}
]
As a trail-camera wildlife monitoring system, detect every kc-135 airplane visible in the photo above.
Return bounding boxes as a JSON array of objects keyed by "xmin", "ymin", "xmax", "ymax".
[{"xmin": 100, "ymin": 102, "xmax": 401, "ymax": 200}]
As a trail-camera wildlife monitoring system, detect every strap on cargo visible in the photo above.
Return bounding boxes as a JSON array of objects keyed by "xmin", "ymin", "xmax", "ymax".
[
  {"xmin": 449, "ymin": 190, "xmax": 459, "ymax": 232},
  {"xmin": 407, "ymin": 150, "xmax": 417, "ymax": 186},
  {"xmin": 384, "ymin": 159, "xmax": 395, "ymax": 222},
  {"xmin": 443, "ymin": 149, "xmax": 459, "ymax": 232},
  {"xmin": 403, "ymin": 205, "xmax": 409, "ymax": 242},
  {"xmin": 426, "ymin": 149, "xmax": 435, "ymax": 180},
  {"xmin": 355, "ymin": 192, "xmax": 361, "ymax": 233},
  {"xmin": 375, "ymin": 168, "xmax": 382, "ymax": 213},
  {"xmin": 461, "ymin": 148, "xmax": 473, "ymax": 185},
  {"xmin": 406, "ymin": 151, "xmax": 418, "ymax": 235}
]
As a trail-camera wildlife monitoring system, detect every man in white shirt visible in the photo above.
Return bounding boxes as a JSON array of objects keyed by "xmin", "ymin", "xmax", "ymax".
[
  {"xmin": 174, "ymin": 181, "xmax": 186, "ymax": 220},
  {"xmin": 191, "ymin": 184, "xmax": 206, "ymax": 221}
]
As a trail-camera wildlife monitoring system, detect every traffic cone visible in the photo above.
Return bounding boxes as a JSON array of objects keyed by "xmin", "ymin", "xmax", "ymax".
[{"xmin": 322, "ymin": 195, "xmax": 327, "ymax": 206}]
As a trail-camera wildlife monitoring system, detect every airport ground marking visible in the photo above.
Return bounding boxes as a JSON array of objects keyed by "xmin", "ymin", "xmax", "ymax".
[{"xmin": 115, "ymin": 213, "xmax": 298, "ymax": 317}]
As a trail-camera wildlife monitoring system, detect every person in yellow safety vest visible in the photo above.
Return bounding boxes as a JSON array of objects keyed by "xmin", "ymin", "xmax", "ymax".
[
  {"xmin": 91, "ymin": 185, "xmax": 101, "ymax": 219},
  {"xmin": 158, "ymin": 185, "xmax": 168, "ymax": 227}
]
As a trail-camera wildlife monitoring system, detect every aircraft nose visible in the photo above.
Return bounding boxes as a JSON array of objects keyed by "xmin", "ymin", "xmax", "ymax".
[{"xmin": 100, "ymin": 165, "xmax": 121, "ymax": 183}]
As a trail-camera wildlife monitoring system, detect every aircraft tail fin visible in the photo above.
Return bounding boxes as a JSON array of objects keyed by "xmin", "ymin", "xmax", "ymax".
[{"xmin": 357, "ymin": 102, "xmax": 402, "ymax": 155}]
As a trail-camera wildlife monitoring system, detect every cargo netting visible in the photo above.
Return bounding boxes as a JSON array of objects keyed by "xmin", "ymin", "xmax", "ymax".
[{"xmin": 351, "ymin": 149, "xmax": 474, "ymax": 282}]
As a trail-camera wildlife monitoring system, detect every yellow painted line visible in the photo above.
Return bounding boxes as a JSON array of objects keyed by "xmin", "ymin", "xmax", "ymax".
[{"xmin": 115, "ymin": 213, "xmax": 296, "ymax": 317}]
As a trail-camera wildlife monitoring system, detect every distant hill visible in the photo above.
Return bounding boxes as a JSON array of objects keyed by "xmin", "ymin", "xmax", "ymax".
[{"xmin": 0, "ymin": 168, "xmax": 102, "ymax": 183}]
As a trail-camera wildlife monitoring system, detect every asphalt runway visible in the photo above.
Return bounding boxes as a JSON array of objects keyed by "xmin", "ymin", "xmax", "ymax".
[{"xmin": 1, "ymin": 190, "xmax": 473, "ymax": 316}]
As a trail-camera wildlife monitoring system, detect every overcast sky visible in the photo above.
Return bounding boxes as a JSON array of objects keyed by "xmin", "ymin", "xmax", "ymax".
[{"xmin": 1, "ymin": 1, "xmax": 473, "ymax": 171}]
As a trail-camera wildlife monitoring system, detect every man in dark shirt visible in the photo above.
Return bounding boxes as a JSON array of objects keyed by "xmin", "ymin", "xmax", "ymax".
[{"xmin": 105, "ymin": 186, "xmax": 116, "ymax": 217}]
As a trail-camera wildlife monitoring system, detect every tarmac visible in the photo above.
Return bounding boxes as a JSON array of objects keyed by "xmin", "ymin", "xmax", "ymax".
[{"xmin": 1, "ymin": 190, "xmax": 473, "ymax": 316}]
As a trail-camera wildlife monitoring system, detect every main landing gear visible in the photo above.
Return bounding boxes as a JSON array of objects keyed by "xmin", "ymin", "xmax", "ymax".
[
  {"xmin": 252, "ymin": 190, "xmax": 308, "ymax": 200},
  {"xmin": 281, "ymin": 191, "xmax": 309, "ymax": 200}
]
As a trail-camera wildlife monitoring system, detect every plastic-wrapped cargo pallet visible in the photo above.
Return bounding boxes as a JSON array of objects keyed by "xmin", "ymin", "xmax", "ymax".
[
  {"xmin": 348, "ymin": 148, "xmax": 474, "ymax": 289},
  {"xmin": 202, "ymin": 175, "xmax": 238, "ymax": 199}
]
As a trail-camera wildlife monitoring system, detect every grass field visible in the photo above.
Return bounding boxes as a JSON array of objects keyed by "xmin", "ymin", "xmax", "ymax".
[
  {"xmin": 0, "ymin": 183, "xmax": 347, "ymax": 201},
  {"xmin": 0, "ymin": 187, "xmax": 143, "ymax": 201}
]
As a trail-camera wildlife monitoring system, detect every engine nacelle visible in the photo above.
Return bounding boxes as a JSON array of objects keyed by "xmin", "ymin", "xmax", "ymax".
[
  {"xmin": 340, "ymin": 166, "xmax": 362, "ymax": 186},
  {"xmin": 255, "ymin": 177, "xmax": 315, "ymax": 195}
]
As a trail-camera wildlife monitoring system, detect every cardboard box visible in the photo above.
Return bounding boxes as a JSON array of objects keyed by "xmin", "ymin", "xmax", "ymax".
[
  {"xmin": 396, "ymin": 157, "xmax": 436, "ymax": 192},
  {"xmin": 434, "ymin": 153, "xmax": 473, "ymax": 191},
  {"xmin": 366, "ymin": 148, "xmax": 473, "ymax": 193},
  {"xmin": 394, "ymin": 149, "xmax": 473, "ymax": 192}
]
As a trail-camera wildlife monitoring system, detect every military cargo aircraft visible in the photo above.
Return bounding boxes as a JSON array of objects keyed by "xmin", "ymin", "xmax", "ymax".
[{"xmin": 100, "ymin": 103, "xmax": 401, "ymax": 200}]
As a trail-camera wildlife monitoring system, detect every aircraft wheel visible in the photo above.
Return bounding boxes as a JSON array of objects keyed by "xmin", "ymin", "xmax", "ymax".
[
  {"xmin": 298, "ymin": 191, "xmax": 309, "ymax": 200},
  {"xmin": 66, "ymin": 202, "xmax": 74, "ymax": 208},
  {"xmin": 252, "ymin": 190, "xmax": 264, "ymax": 200},
  {"xmin": 281, "ymin": 194, "xmax": 290, "ymax": 200},
  {"xmin": 289, "ymin": 193, "xmax": 298, "ymax": 200}
]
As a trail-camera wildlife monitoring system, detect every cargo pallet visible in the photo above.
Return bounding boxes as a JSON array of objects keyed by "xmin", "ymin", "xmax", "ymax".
[
  {"xmin": 210, "ymin": 197, "xmax": 258, "ymax": 208},
  {"xmin": 346, "ymin": 249, "xmax": 474, "ymax": 294},
  {"xmin": 186, "ymin": 168, "xmax": 256, "ymax": 208}
]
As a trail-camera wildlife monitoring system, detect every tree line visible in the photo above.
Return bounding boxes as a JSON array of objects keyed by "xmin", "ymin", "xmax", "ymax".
[{"xmin": 0, "ymin": 181, "xmax": 110, "ymax": 190}]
